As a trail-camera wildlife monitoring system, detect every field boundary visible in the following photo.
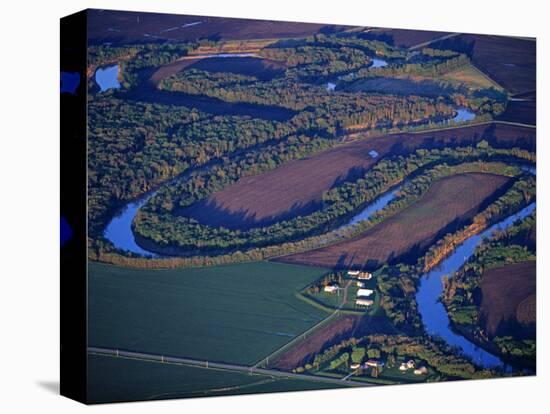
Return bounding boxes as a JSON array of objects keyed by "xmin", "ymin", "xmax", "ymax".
[{"xmin": 88, "ymin": 347, "xmax": 367, "ymax": 388}]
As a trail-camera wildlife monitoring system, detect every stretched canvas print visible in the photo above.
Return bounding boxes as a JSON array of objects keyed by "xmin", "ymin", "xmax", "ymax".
[{"xmin": 60, "ymin": 8, "xmax": 536, "ymax": 404}]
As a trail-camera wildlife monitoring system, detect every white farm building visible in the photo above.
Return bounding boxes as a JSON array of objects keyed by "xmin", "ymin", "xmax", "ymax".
[
  {"xmin": 356, "ymin": 298, "xmax": 374, "ymax": 307},
  {"xmin": 357, "ymin": 272, "xmax": 373, "ymax": 280},
  {"xmin": 324, "ymin": 285, "xmax": 339, "ymax": 293},
  {"xmin": 357, "ymin": 288, "xmax": 374, "ymax": 297}
]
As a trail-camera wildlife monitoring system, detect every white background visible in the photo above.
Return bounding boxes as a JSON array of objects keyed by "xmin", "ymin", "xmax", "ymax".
[{"xmin": 0, "ymin": 0, "xmax": 547, "ymax": 412}]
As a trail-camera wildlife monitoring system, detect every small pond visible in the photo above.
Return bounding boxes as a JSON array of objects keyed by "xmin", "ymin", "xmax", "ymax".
[
  {"xmin": 452, "ymin": 108, "xmax": 476, "ymax": 123},
  {"xmin": 371, "ymin": 58, "xmax": 388, "ymax": 68},
  {"xmin": 95, "ymin": 64, "xmax": 121, "ymax": 92}
]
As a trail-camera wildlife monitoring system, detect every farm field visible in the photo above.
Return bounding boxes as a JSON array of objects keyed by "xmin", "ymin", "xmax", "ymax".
[
  {"xmin": 480, "ymin": 260, "xmax": 536, "ymax": 338},
  {"xmin": 181, "ymin": 123, "xmax": 534, "ymax": 230},
  {"xmin": 88, "ymin": 261, "xmax": 330, "ymax": 365},
  {"xmin": 367, "ymin": 28, "xmax": 449, "ymax": 48},
  {"xmin": 441, "ymin": 64, "xmax": 503, "ymax": 90},
  {"xmin": 87, "ymin": 9, "xmax": 350, "ymax": 45},
  {"xmin": 497, "ymin": 99, "xmax": 536, "ymax": 126},
  {"xmin": 271, "ymin": 313, "xmax": 396, "ymax": 370},
  {"xmin": 345, "ymin": 77, "xmax": 453, "ymax": 97},
  {"xmin": 432, "ymin": 34, "xmax": 536, "ymax": 95},
  {"xmin": 149, "ymin": 56, "xmax": 286, "ymax": 86},
  {"xmin": 88, "ymin": 354, "xmax": 345, "ymax": 403},
  {"xmin": 76, "ymin": 9, "xmax": 538, "ymax": 400},
  {"xmin": 279, "ymin": 172, "xmax": 511, "ymax": 269}
]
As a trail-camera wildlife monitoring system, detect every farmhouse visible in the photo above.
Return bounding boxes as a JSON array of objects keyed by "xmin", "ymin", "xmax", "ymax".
[
  {"xmin": 356, "ymin": 298, "xmax": 374, "ymax": 307},
  {"xmin": 324, "ymin": 284, "xmax": 339, "ymax": 293},
  {"xmin": 414, "ymin": 366, "xmax": 428, "ymax": 375},
  {"xmin": 400, "ymin": 360, "xmax": 416, "ymax": 371},
  {"xmin": 357, "ymin": 288, "xmax": 374, "ymax": 297},
  {"xmin": 347, "ymin": 270, "xmax": 360, "ymax": 276},
  {"xmin": 364, "ymin": 360, "xmax": 384, "ymax": 368},
  {"xmin": 357, "ymin": 272, "xmax": 373, "ymax": 280},
  {"xmin": 350, "ymin": 363, "xmax": 361, "ymax": 370}
]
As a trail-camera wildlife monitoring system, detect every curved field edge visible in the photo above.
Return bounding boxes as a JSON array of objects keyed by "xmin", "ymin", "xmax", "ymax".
[
  {"xmin": 133, "ymin": 147, "xmax": 532, "ymax": 255},
  {"xmin": 143, "ymin": 123, "xmax": 534, "ymax": 233},
  {"xmin": 277, "ymin": 171, "xmax": 513, "ymax": 269},
  {"xmin": 92, "ymin": 156, "xmax": 533, "ymax": 269}
]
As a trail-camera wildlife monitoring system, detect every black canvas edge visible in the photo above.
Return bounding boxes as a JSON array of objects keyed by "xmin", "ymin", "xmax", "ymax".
[{"xmin": 60, "ymin": 9, "xmax": 88, "ymax": 404}]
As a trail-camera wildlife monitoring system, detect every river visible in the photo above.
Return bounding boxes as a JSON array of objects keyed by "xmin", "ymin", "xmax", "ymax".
[
  {"xmin": 105, "ymin": 176, "xmax": 405, "ymax": 257},
  {"xmin": 103, "ymin": 148, "xmax": 534, "ymax": 371},
  {"xmin": 416, "ymin": 202, "xmax": 536, "ymax": 370},
  {"xmin": 104, "ymin": 196, "xmax": 154, "ymax": 257},
  {"xmin": 326, "ymin": 57, "xmax": 388, "ymax": 90}
]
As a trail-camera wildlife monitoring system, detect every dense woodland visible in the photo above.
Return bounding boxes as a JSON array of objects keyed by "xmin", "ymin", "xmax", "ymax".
[
  {"xmin": 293, "ymin": 333, "xmax": 499, "ymax": 381},
  {"xmin": 88, "ymin": 33, "xmax": 515, "ymax": 262}
]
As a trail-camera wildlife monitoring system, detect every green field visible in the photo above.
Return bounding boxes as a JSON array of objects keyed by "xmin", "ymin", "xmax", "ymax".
[
  {"xmin": 88, "ymin": 354, "xmax": 345, "ymax": 403},
  {"xmin": 441, "ymin": 64, "xmax": 504, "ymax": 91},
  {"xmin": 89, "ymin": 261, "xmax": 329, "ymax": 365}
]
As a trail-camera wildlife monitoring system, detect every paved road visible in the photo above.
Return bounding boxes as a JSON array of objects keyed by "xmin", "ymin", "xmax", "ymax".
[{"xmin": 88, "ymin": 347, "xmax": 369, "ymax": 388}]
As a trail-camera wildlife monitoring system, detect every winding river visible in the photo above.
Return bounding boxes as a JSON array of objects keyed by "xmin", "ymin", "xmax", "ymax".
[
  {"xmin": 416, "ymin": 201, "xmax": 536, "ymax": 370},
  {"xmin": 104, "ymin": 173, "xmax": 405, "ymax": 257},
  {"xmin": 100, "ymin": 52, "xmax": 531, "ymax": 370},
  {"xmin": 104, "ymin": 157, "xmax": 535, "ymax": 371}
]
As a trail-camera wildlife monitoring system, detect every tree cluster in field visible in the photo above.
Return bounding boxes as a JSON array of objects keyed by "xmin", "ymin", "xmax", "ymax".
[
  {"xmin": 87, "ymin": 95, "xmax": 210, "ymax": 235},
  {"xmin": 264, "ymin": 33, "xmax": 406, "ymax": 60},
  {"xmin": 159, "ymin": 68, "xmax": 455, "ymax": 126},
  {"xmin": 306, "ymin": 272, "xmax": 345, "ymax": 294},
  {"xmin": 132, "ymin": 146, "xmax": 533, "ymax": 255},
  {"xmin": 339, "ymin": 53, "xmax": 471, "ymax": 83},
  {"xmin": 260, "ymin": 45, "xmax": 372, "ymax": 79},
  {"xmin": 294, "ymin": 333, "xmax": 499, "ymax": 381},
  {"xmin": 441, "ymin": 212, "xmax": 536, "ymax": 362}
]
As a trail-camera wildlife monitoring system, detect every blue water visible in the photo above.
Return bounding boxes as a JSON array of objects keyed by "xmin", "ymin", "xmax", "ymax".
[
  {"xmin": 337, "ymin": 183, "xmax": 405, "ymax": 231},
  {"xmin": 103, "ymin": 196, "xmax": 155, "ymax": 256},
  {"xmin": 416, "ymin": 202, "xmax": 536, "ymax": 369},
  {"xmin": 61, "ymin": 71, "xmax": 80, "ymax": 95},
  {"xmin": 371, "ymin": 58, "xmax": 388, "ymax": 68},
  {"xmin": 95, "ymin": 64, "xmax": 121, "ymax": 92},
  {"xmin": 452, "ymin": 108, "xmax": 476, "ymax": 123},
  {"xmin": 60, "ymin": 216, "xmax": 73, "ymax": 246}
]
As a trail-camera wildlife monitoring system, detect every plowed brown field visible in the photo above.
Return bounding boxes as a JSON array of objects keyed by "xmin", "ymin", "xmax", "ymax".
[
  {"xmin": 480, "ymin": 260, "xmax": 536, "ymax": 339},
  {"xmin": 278, "ymin": 173, "xmax": 511, "ymax": 269},
  {"xmin": 182, "ymin": 124, "xmax": 534, "ymax": 230}
]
